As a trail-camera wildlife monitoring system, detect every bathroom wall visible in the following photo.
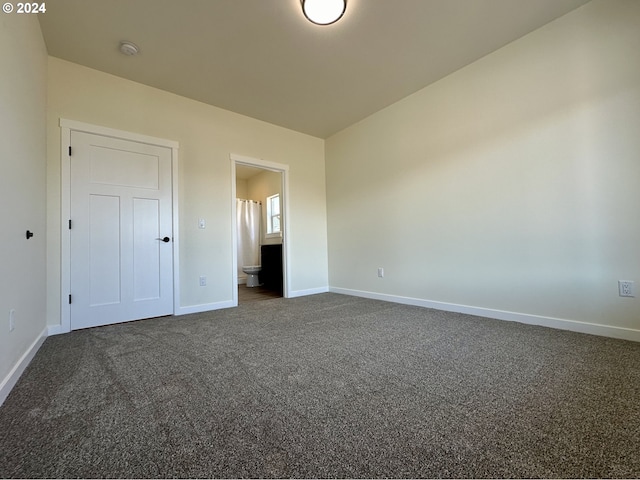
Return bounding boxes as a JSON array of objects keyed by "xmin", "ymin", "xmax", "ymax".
[
  {"xmin": 247, "ymin": 170, "xmax": 283, "ymax": 246},
  {"xmin": 236, "ymin": 178, "xmax": 248, "ymax": 200},
  {"xmin": 235, "ymin": 177, "xmax": 252, "ymax": 284}
]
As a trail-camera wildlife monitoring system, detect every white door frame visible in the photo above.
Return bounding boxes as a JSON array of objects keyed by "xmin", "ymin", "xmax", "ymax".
[
  {"xmin": 57, "ymin": 119, "xmax": 180, "ymax": 334},
  {"xmin": 231, "ymin": 153, "xmax": 290, "ymax": 305}
]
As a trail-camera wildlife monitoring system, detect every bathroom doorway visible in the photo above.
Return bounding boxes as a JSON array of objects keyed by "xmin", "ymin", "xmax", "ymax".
[{"xmin": 231, "ymin": 154, "xmax": 289, "ymax": 306}]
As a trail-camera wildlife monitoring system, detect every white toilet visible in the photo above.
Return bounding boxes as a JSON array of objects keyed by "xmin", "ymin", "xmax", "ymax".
[{"xmin": 242, "ymin": 265, "xmax": 262, "ymax": 287}]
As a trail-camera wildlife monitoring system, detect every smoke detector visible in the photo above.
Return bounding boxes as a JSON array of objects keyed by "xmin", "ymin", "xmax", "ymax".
[{"xmin": 119, "ymin": 41, "xmax": 139, "ymax": 56}]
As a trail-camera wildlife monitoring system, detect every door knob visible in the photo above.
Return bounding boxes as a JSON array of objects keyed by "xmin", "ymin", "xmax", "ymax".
[{"xmin": 157, "ymin": 236, "xmax": 171, "ymax": 243}]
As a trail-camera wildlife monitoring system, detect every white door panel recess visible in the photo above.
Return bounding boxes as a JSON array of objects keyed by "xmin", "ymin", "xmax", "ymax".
[{"xmin": 69, "ymin": 131, "xmax": 174, "ymax": 330}]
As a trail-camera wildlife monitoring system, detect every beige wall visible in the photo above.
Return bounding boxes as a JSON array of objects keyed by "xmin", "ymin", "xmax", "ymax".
[
  {"xmin": 0, "ymin": 15, "xmax": 48, "ymax": 389},
  {"xmin": 236, "ymin": 178, "xmax": 248, "ymax": 200},
  {"xmin": 247, "ymin": 170, "xmax": 283, "ymax": 246},
  {"xmin": 46, "ymin": 57, "xmax": 328, "ymax": 324},
  {"xmin": 326, "ymin": 0, "xmax": 640, "ymax": 338}
]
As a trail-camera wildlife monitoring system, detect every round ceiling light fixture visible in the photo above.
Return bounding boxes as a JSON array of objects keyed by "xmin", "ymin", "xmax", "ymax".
[
  {"xmin": 301, "ymin": 0, "xmax": 346, "ymax": 25},
  {"xmin": 119, "ymin": 41, "xmax": 139, "ymax": 56}
]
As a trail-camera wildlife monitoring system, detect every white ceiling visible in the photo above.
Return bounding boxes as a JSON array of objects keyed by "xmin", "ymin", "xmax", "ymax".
[{"xmin": 38, "ymin": 0, "xmax": 590, "ymax": 139}]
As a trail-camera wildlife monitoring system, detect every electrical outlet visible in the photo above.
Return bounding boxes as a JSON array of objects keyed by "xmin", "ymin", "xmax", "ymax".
[
  {"xmin": 9, "ymin": 309, "xmax": 15, "ymax": 332},
  {"xmin": 198, "ymin": 218, "xmax": 206, "ymax": 229},
  {"xmin": 199, "ymin": 276, "xmax": 207, "ymax": 287},
  {"xmin": 377, "ymin": 267, "xmax": 384, "ymax": 278},
  {"xmin": 618, "ymin": 280, "xmax": 635, "ymax": 297}
]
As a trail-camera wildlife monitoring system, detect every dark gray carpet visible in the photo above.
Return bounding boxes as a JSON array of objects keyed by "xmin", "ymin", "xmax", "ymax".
[{"xmin": 0, "ymin": 293, "xmax": 639, "ymax": 478}]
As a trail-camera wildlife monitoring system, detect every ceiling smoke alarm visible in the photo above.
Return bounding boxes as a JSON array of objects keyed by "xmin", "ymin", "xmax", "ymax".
[{"xmin": 119, "ymin": 41, "xmax": 139, "ymax": 56}]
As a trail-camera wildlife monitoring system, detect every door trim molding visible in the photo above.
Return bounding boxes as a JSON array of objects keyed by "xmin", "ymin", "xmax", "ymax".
[
  {"xmin": 230, "ymin": 153, "xmax": 291, "ymax": 305},
  {"xmin": 58, "ymin": 119, "xmax": 180, "ymax": 334}
]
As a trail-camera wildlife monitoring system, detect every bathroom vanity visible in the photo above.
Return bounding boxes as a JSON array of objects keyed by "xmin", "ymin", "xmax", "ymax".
[{"xmin": 259, "ymin": 244, "xmax": 283, "ymax": 296}]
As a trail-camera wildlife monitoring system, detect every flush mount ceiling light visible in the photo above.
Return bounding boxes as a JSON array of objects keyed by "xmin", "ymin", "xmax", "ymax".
[
  {"xmin": 119, "ymin": 41, "xmax": 139, "ymax": 56},
  {"xmin": 301, "ymin": 0, "xmax": 346, "ymax": 25}
]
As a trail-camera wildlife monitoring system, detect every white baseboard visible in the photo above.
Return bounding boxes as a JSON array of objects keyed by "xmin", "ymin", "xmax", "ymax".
[
  {"xmin": 175, "ymin": 287, "xmax": 330, "ymax": 312},
  {"xmin": 288, "ymin": 286, "xmax": 329, "ymax": 298},
  {"xmin": 329, "ymin": 287, "xmax": 640, "ymax": 342},
  {"xmin": 0, "ymin": 327, "xmax": 48, "ymax": 407},
  {"xmin": 47, "ymin": 324, "xmax": 68, "ymax": 336},
  {"xmin": 175, "ymin": 300, "xmax": 235, "ymax": 316},
  {"xmin": 48, "ymin": 300, "xmax": 238, "ymax": 331}
]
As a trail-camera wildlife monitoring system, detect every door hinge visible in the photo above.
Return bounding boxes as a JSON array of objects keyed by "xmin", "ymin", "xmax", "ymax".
[
  {"xmin": 68, "ymin": 146, "xmax": 72, "ymax": 156},
  {"xmin": 69, "ymin": 219, "xmax": 72, "ymax": 229},
  {"xmin": 68, "ymin": 294, "xmax": 72, "ymax": 304}
]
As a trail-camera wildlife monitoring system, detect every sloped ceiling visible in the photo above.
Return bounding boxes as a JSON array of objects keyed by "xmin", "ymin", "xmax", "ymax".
[{"xmin": 39, "ymin": 0, "xmax": 590, "ymax": 138}]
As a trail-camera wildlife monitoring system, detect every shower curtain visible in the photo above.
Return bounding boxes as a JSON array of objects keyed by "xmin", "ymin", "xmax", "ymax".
[{"xmin": 236, "ymin": 199, "xmax": 261, "ymax": 279}]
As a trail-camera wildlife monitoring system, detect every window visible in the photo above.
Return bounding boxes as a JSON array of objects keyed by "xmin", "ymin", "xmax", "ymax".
[{"xmin": 266, "ymin": 194, "xmax": 281, "ymax": 235}]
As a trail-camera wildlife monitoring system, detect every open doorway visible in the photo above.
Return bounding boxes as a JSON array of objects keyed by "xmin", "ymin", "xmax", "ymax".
[{"xmin": 231, "ymin": 154, "xmax": 289, "ymax": 306}]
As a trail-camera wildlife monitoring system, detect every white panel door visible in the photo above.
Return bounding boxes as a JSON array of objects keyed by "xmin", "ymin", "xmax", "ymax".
[{"xmin": 70, "ymin": 131, "xmax": 173, "ymax": 330}]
